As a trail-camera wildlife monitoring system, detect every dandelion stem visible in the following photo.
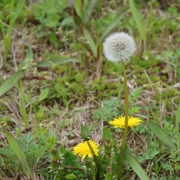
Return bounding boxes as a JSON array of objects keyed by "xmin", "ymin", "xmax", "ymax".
[
  {"xmin": 87, "ymin": 140, "xmax": 101, "ymax": 180},
  {"xmin": 90, "ymin": 159, "xmax": 95, "ymax": 180},
  {"xmin": 117, "ymin": 61, "xmax": 129, "ymax": 179}
]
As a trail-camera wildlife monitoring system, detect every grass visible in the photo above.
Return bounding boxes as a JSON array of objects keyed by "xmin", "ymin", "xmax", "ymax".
[{"xmin": 0, "ymin": 0, "xmax": 180, "ymax": 179}]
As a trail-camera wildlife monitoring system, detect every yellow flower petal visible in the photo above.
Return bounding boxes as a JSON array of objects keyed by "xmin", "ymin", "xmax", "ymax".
[
  {"xmin": 73, "ymin": 140, "xmax": 99, "ymax": 160},
  {"xmin": 109, "ymin": 116, "xmax": 142, "ymax": 128}
]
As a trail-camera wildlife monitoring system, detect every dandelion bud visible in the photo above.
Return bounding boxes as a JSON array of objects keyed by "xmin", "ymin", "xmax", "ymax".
[
  {"xmin": 80, "ymin": 122, "xmax": 90, "ymax": 140},
  {"xmin": 103, "ymin": 32, "xmax": 136, "ymax": 62}
]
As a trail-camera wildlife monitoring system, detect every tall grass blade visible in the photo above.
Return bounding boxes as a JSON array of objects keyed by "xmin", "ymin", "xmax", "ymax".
[
  {"xmin": 129, "ymin": 0, "xmax": 146, "ymax": 41},
  {"xmin": 147, "ymin": 121, "xmax": 176, "ymax": 151},
  {"xmin": 176, "ymin": 104, "xmax": 180, "ymax": 150},
  {"xmin": 4, "ymin": 0, "xmax": 25, "ymax": 59},
  {"xmin": 83, "ymin": 28, "xmax": 97, "ymax": 57},
  {"xmin": 3, "ymin": 128, "xmax": 31, "ymax": 178},
  {"xmin": 0, "ymin": 70, "xmax": 24, "ymax": 97},
  {"xmin": 99, "ymin": 12, "xmax": 125, "ymax": 44},
  {"xmin": 124, "ymin": 149, "xmax": 149, "ymax": 180},
  {"xmin": 11, "ymin": 0, "xmax": 25, "ymax": 23},
  {"xmin": 18, "ymin": 80, "xmax": 28, "ymax": 127}
]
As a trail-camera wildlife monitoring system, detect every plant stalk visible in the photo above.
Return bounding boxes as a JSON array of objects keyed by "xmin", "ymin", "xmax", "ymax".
[
  {"xmin": 90, "ymin": 159, "xmax": 96, "ymax": 180},
  {"xmin": 117, "ymin": 61, "xmax": 129, "ymax": 179},
  {"xmin": 87, "ymin": 141, "xmax": 101, "ymax": 180}
]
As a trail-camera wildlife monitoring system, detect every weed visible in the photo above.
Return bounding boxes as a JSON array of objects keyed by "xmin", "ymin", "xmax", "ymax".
[
  {"xmin": 0, "ymin": 0, "xmax": 180, "ymax": 179},
  {"xmin": 0, "ymin": 0, "xmax": 25, "ymax": 62}
]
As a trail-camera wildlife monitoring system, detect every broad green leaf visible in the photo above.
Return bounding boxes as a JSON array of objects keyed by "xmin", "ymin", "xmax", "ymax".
[
  {"xmin": 103, "ymin": 127, "xmax": 112, "ymax": 140},
  {"xmin": 176, "ymin": 104, "xmax": 180, "ymax": 150},
  {"xmin": 83, "ymin": 28, "xmax": 97, "ymax": 57},
  {"xmin": 3, "ymin": 128, "xmax": 31, "ymax": 178},
  {"xmin": 74, "ymin": 0, "xmax": 83, "ymax": 18},
  {"xmin": 84, "ymin": 0, "xmax": 97, "ymax": 23},
  {"xmin": 37, "ymin": 58, "xmax": 79, "ymax": 67},
  {"xmin": 49, "ymin": 32, "xmax": 58, "ymax": 47},
  {"xmin": 39, "ymin": 88, "xmax": 49, "ymax": 101},
  {"xmin": 0, "ymin": 70, "xmax": 24, "ymax": 97},
  {"xmin": 125, "ymin": 149, "xmax": 149, "ymax": 180},
  {"xmin": 129, "ymin": 0, "xmax": 146, "ymax": 41},
  {"xmin": 99, "ymin": 12, "xmax": 125, "ymax": 44},
  {"xmin": 147, "ymin": 121, "xmax": 176, "ymax": 151}
]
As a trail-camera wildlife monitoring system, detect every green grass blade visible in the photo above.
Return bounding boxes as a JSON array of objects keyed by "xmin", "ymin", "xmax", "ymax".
[
  {"xmin": 129, "ymin": 0, "xmax": 146, "ymax": 41},
  {"xmin": 176, "ymin": 103, "xmax": 180, "ymax": 150},
  {"xmin": 99, "ymin": 12, "xmax": 125, "ymax": 44},
  {"xmin": 147, "ymin": 121, "xmax": 176, "ymax": 151},
  {"xmin": 3, "ymin": 128, "xmax": 31, "ymax": 178},
  {"xmin": 124, "ymin": 149, "xmax": 149, "ymax": 180},
  {"xmin": 0, "ymin": 70, "xmax": 24, "ymax": 97},
  {"xmin": 5, "ymin": 0, "xmax": 25, "ymax": 59},
  {"xmin": 10, "ymin": 0, "xmax": 25, "ymax": 23},
  {"xmin": 0, "ymin": 21, "xmax": 6, "ymax": 38},
  {"xmin": 83, "ymin": 28, "xmax": 97, "ymax": 57},
  {"xmin": 18, "ymin": 80, "xmax": 28, "ymax": 127}
]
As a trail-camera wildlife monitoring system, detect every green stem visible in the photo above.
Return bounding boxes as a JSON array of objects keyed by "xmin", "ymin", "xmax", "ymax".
[
  {"xmin": 87, "ymin": 141, "xmax": 101, "ymax": 180},
  {"xmin": 117, "ymin": 61, "xmax": 129, "ymax": 179},
  {"xmin": 90, "ymin": 159, "xmax": 95, "ymax": 180}
]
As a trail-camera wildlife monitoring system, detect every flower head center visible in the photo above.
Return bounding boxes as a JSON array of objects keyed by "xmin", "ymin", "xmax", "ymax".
[
  {"xmin": 103, "ymin": 32, "xmax": 136, "ymax": 62},
  {"xmin": 112, "ymin": 40, "xmax": 126, "ymax": 51}
]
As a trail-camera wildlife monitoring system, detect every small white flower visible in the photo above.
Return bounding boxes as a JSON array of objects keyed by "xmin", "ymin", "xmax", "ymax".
[{"xmin": 103, "ymin": 32, "xmax": 136, "ymax": 62}]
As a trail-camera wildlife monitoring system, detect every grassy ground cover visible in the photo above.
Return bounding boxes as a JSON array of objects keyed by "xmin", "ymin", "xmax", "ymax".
[{"xmin": 0, "ymin": 0, "xmax": 180, "ymax": 179}]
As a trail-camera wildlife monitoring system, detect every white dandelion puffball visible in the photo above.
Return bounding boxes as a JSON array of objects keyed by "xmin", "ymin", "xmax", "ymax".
[{"xmin": 103, "ymin": 32, "xmax": 136, "ymax": 62}]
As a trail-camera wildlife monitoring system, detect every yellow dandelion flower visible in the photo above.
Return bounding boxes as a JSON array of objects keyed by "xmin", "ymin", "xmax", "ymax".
[
  {"xmin": 109, "ymin": 116, "xmax": 142, "ymax": 128},
  {"xmin": 73, "ymin": 140, "xmax": 99, "ymax": 160}
]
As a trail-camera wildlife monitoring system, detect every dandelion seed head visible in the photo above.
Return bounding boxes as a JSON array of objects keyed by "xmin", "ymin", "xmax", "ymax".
[{"xmin": 103, "ymin": 32, "xmax": 136, "ymax": 62}]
